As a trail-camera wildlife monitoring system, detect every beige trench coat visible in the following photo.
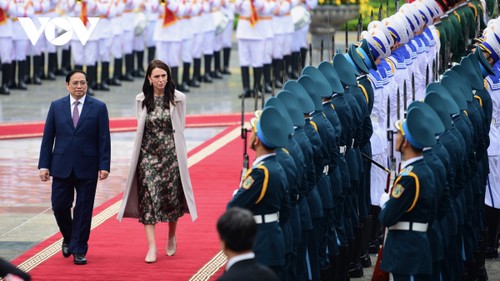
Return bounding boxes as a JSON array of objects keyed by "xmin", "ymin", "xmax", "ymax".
[{"xmin": 117, "ymin": 91, "xmax": 198, "ymax": 222}]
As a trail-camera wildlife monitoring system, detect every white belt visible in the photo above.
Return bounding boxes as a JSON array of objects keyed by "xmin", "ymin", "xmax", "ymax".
[
  {"xmin": 253, "ymin": 212, "xmax": 279, "ymax": 224},
  {"xmin": 388, "ymin": 221, "xmax": 428, "ymax": 232},
  {"xmin": 339, "ymin": 146, "xmax": 347, "ymax": 154},
  {"xmin": 323, "ymin": 165, "xmax": 329, "ymax": 175}
]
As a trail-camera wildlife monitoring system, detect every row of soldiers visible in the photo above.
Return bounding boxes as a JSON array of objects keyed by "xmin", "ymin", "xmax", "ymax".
[
  {"xmin": 227, "ymin": 0, "xmax": 500, "ymax": 280},
  {"xmin": 0, "ymin": 0, "xmax": 236, "ymax": 96}
]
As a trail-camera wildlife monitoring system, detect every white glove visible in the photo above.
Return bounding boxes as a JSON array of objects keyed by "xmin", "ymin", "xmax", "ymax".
[{"xmin": 380, "ymin": 192, "xmax": 390, "ymax": 209}]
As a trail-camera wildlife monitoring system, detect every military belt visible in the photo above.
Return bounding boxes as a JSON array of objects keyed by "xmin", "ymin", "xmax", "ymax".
[
  {"xmin": 339, "ymin": 146, "xmax": 347, "ymax": 155},
  {"xmin": 323, "ymin": 165, "xmax": 329, "ymax": 175},
  {"xmin": 253, "ymin": 212, "xmax": 279, "ymax": 224},
  {"xmin": 389, "ymin": 221, "xmax": 428, "ymax": 232}
]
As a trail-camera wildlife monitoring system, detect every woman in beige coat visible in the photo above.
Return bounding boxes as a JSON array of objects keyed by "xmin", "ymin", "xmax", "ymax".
[{"xmin": 117, "ymin": 60, "xmax": 197, "ymax": 263}]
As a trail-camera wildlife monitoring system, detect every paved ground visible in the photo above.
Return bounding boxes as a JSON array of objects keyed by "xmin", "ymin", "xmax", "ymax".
[{"xmin": 0, "ymin": 31, "xmax": 498, "ymax": 280}]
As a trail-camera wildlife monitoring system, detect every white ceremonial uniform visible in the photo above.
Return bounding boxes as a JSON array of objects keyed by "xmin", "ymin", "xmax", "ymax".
[
  {"xmin": 271, "ymin": 0, "xmax": 293, "ymax": 60},
  {"xmin": 190, "ymin": 0, "xmax": 204, "ymax": 60},
  {"xmin": 121, "ymin": 0, "xmax": 136, "ymax": 56},
  {"xmin": 291, "ymin": 0, "xmax": 316, "ymax": 53},
  {"xmin": 220, "ymin": 0, "xmax": 234, "ymax": 49},
  {"xmin": 143, "ymin": 0, "xmax": 160, "ymax": 49},
  {"xmin": 29, "ymin": 0, "xmax": 51, "ymax": 57},
  {"xmin": 235, "ymin": 0, "xmax": 266, "ymax": 67},
  {"xmin": 0, "ymin": 0, "xmax": 15, "ymax": 64},
  {"xmin": 261, "ymin": 0, "xmax": 275, "ymax": 65},
  {"xmin": 485, "ymin": 73, "xmax": 500, "ymax": 209},
  {"xmin": 153, "ymin": 0, "xmax": 184, "ymax": 67},
  {"xmin": 110, "ymin": 0, "xmax": 124, "ymax": 60},
  {"xmin": 11, "ymin": 0, "xmax": 33, "ymax": 62},
  {"xmin": 180, "ymin": 0, "xmax": 195, "ymax": 64},
  {"xmin": 68, "ymin": 0, "xmax": 98, "ymax": 66},
  {"xmin": 201, "ymin": 0, "xmax": 216, "ymax": 55}
]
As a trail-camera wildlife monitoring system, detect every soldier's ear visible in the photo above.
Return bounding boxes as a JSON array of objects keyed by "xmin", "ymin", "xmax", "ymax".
[{"xmin": 488, "ymin": 56, "xmax": 495, "ymax": 66}]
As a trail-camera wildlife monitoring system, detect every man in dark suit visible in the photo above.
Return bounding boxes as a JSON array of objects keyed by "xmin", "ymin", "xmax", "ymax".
[
  {"xmin": 38, "ymin": 69, "xmax": 111, "ymax": 265},
  {"xmin": 216, "ymin": 207, "xmax": 279, "ymax": 281}
]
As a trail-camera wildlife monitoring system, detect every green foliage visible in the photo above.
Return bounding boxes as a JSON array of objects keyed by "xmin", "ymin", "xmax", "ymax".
[{"xmin": 343, "ymin": 0, "xmax": 397, "ymax": 31}]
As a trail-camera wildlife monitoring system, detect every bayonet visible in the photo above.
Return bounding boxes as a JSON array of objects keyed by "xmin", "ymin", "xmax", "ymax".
[
  {"xmin": 411, "ymin": 72, "xmax": 415, "ymax": 102},
  {"xmin": 309, "ymin": 43, "xmax": 313, "ymax": 66},
  {"xmin": 386, "ymin": 0, "xmax": 389, "ymax": 18},
  {"xmin": 320, "ymin": 39, "xmax": 324, "ymax": 62},
  {"xmin": 357, "ymin": 14, "xmax": 362, "ymax": 41},
  {"xmin": 298, "ymin": 51, "xmax": 303, "ymax": 75},
  {"xmin": 370, "ymin": 9, "xmax": 374, "ymax": 22},
  {"xmin": 395, "ymin": 0, "xmax": 400, "ymax": 13},
  {"xmin": 397, "ymin": 86, "xmax": 401, "ymax": 120},
  {"xmin": 378, "ymin": 3, "xmax": 382, "ymax": 21},
  {"xmin": 331, "ymin": 34, "xmax": 335, "ymax": 62},
  {"xmin": 282, "ymin": 58, "xmax": 286, "ymax": 85},
  {"xmin": 345, "ymin": 22, "xmax": 349, "ymax": 53},
  {"xmin": 403, "ymin": 79, "xmax": 407, "ymax": 114},
  {"xmin": 425, "ymin": 63, "xmax": 429, "ymax": 86}
]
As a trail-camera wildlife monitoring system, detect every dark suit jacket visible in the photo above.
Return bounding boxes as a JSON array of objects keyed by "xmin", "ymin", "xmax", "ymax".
[
  {"xmin": 217, "ymin": 258, "xmax": 279, "ymax": 281},
  {"xmin": 38, "ymin": 95, "xmax": 111, "ymax": 179}
]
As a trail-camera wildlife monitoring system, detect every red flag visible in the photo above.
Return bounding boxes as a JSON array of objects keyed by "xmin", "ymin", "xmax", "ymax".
[
  {"xmin": 0, "ymin": 9, "xmax": 6, "ymax": 25},
  {"xmin": 80, "ymin": 2, "xmax": 88, "ymax": 26},
  {"xmin": 162, "ymin": 1, "xmax": 177, "ymax": 27},
  {"xmin": 249, "ymin": 0, "xmax": 258, "ymax": 27}
]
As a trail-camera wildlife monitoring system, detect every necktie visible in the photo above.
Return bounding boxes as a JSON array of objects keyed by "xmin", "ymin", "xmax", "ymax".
[{"xmin": 73, "ymin": 101, "xmax": 80, "ymax": 128}]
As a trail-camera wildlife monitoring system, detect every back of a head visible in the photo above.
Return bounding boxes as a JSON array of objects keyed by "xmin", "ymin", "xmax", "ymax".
[{"xmin": 217, "ymin": 208, "xmax": 257, "ymax": 253}]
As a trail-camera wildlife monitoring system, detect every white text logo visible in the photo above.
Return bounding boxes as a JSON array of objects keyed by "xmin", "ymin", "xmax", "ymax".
[{"xmin": 18, "ymin": 17, "xmax": 100, "ymax": 46}]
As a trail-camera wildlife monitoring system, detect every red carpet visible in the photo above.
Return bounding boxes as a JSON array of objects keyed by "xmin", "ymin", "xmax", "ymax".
[
  {"xmin": 0, "ymin": 113, "xmax": 253, "ymax": 140},
  {"xmin": 11, "ymin": 124, "xmax": 256, "ymax": 280}
]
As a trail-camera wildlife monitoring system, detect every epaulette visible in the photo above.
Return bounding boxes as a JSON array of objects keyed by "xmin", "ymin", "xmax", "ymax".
[
  {"xmin": 368, "ymin": 69, "xmax": 385, "ymax": 89},
  {"xmin": 423, "ymin": 28, "xmax": 436, "ymax": 47},
  {"xmin": 485, "ymin": 75, "xmax": 500, "ymax": 90},
  {"xmin": 399, "ymin": 165, "xmax": 414, "ymax": 176},
  {"xmin": 390, "ymin": 49, "xmax": 407, "ymax": 69}
]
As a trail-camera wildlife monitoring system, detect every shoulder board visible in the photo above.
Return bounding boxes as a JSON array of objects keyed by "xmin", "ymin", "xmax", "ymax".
[
  {"xmin": 399, "ymin": 165, "xmax": 414, "ymax": 176},
  {"xmin": 485, "ymin": 75, "xmax": 500, "ymax": 90}
]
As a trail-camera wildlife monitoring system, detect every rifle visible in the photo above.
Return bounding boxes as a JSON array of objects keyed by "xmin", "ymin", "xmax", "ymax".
[
  {"xmin": 370, "ymin": 9, "xmax": 374, "ymax": 22},
  {"xmin": 395, "ymin": 0, "xmax": 400, "ymax": 13},
  {"xmin": 403, "ymin": 79, "xmax": 407, "ymax": 115},
  {"xmin": 425, "ymin": 64, "xmax": 429, "ymax": 86},
  {"xmin": 386, "ymin": 0, "xmax": 389, "ymax": 18},
  {"xmin": 261, "ymin": 72, "xmax": 266, "ymax": 105},
  {"xmin": 240, "ymin": 85, "xmax": 249, "ymax": 185},
  {"xmin": 362, "ymin": 152, "xmax": 390, "ymax": 173}
]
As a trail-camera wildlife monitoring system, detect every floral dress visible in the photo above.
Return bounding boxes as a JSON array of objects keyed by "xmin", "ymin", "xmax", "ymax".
[{"xmin": 137, "ymin": 96, "xmax": 185, "ymax": 224}]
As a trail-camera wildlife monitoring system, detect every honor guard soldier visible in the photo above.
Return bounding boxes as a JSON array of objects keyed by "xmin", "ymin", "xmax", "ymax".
[
  {"xmin": 263, "ymin": 97, "xmax": 300, "ymax": 281},
  {"xmin": 425, "ymin": 85, "xmax": 468, "ymax": 280},
  {"xmin": 289, "ymin": 0, "xmax": 317, "ymax": 79},
  {"xmin": 276, "ymin": 90, "xmax": 314, "ymax": 281},
  {"xmin": 285, "ymin": 79, "xmax": 324, "ymax": 281},
  {"xmin": 379, "ymin": 105, "xmax": 437, "ymax": 281},
  {"xmin": 300, "ymin": 68, "xmax": 342, "ymax": 281},
  {"xmin": 0, "ymin": 0, "xmax": 15, "ymax": 95},
  {"xmin": 11, "ymin": 0, "xmax": 34, "ymax": 91},
  {"xmin": 234, "ymin": 0, "xmax": 266, "ymax": 98},
  {"xmin": 227, "ymin": 106, "xmax": 291, "ymax": 279},
  {"xmin": 220, "ymin": 0, "xmax": 234, "ymax": 74}
]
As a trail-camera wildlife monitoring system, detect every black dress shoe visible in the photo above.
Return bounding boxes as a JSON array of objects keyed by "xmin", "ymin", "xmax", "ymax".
[
  {"xmin": 62, "ymin": 242, "xmax": 71, "ymax": 258},
  {"xmin": 290, "ymin": 71, "xmax": 299, "ymax": 79},
  {"xmin": 212, "ymin": 70, "xmax": 223, "ymax": 79},
  {"xmin": 359, "ymin": 253, "xmax": 372, "ymax": 268},
  {"xmin": 238, "ymin": 89, "xmax": 253, "ymax": 99},
  {"xmin": 189, "ymin": 79, "xmax": 200, "ymax": 88},
  {"xmin": 45, "ymin": 72, "xmax": 56, "ymax": 80},
  {"xmin": 178, "ymin": 82, "xmax": 190, "ymax": 93},
  {"xmin": 87, "ymin": 87, "xmax": 95, "ymax": 96},
  {"xmin": 17, "ymin": 82, "xmax": 28, "ymax": 90},
  {"xmin": 485, "ymin": 247, "xmax": 499, "ymax": 258},
  {"xmin": 55, "ymin": 68, "xmax": 68, "ymax": 76},
  {"xmin": 221, "ymin": 67, "xmax": 231, "ymax": 75},
  {"xmin": 0, "ymin": 85, "xmax": 10, "ymax": 95},
  {"xmin": 99, "ymin": 83, "xmax": 110, "ymax": 91},
  {"xmin": 108, "ymin": 78, "xmax": 122, "ymax": 86},
  {"xmin": 273, "ymin": 80, "xmax": 283, "ymax": 89},
  {"xmin": 119, "ymin": 73, "xmax": 134, "ymax": 82},
  {"xmin": 202, "ymin": 73, "xmax": 213, "ymax": 83},
  {"xmin": 264, "ymin": 83, "xmax": 272, "ymax": 93},
  {"xmin": 73, "ymin": 254, "xmax": 87, "ymax": 265}
]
